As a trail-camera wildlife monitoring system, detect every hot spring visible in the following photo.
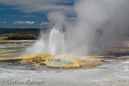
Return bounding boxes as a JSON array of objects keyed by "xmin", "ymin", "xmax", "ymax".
[{"xmin": 24, "ymin": 28, "xmax": 102, "ymax": 68}]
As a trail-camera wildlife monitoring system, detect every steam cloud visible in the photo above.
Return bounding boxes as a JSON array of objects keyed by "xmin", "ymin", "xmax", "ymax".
[{"xmin": 27, "ymin": 0, "xmax": 129, "ymax": 56}]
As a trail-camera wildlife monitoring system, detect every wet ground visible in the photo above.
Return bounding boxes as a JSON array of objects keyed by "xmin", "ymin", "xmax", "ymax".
[
  {"xmin": 0, "ymin": 40, "xmax": 35, "ymax": 59},
  {"xmin": 0, "ymin": 40, "xmax": 106, "ymax": 70}
]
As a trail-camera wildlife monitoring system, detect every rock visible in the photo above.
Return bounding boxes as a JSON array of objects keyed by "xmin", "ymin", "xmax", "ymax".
[{"xmin": 40, "ymin": 63, "xmax": 46, "ymax": 66}]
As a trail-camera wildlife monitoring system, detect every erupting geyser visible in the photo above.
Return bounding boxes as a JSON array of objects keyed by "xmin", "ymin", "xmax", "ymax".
[
  {"xmin": 27, "ymin": 0, "xmax": 129, "ymax": 56},
  {"xmin": 48, "ymin": 28, "xmax": 65, "ymax": 55},
  {"xmin": 26, "ymin": 28, "xmax": 65, "ymax": 55}
]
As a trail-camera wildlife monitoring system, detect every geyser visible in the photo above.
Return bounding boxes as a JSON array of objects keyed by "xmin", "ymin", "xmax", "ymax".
[
  {"xmin": 26, "ymin": 28, "xmax": 65, "ymax": 55},
  {"xmin": 48, "ymin": 28, "xmax": 65, "ymax": 55},
  {"xmin": 27, "ymin": 0, "xmax": 129, "ymax": 56}
]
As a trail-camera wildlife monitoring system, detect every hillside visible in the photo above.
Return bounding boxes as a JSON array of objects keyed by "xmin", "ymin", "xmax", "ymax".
[{"xmin": 0, "ymin": 28, "xmax": 47, "ymax": 40}]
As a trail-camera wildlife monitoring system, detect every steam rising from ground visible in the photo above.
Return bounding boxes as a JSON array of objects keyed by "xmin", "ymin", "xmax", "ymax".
[{"xmin": 27, "ymin": 0, "xmax": 129, "ymax": 56}]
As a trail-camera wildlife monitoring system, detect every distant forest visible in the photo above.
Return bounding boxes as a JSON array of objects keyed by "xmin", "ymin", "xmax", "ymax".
[
  {"xmin": 0, "ymin": 28, "xmax": 47, "ymax": 35},
  {"xmin": 0, "ymin": 28, "xmax": 47, "ymax": 40}
]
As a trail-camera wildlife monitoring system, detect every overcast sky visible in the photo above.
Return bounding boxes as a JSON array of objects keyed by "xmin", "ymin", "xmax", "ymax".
[{"xmin": 0, "ymin": 0, "xmax": 74, "ymax": 28}]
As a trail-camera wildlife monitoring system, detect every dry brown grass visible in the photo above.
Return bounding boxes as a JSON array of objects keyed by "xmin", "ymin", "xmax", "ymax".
[{"xmin": 0, "ymin": 37, "xmax": 8, "ymax": 40}]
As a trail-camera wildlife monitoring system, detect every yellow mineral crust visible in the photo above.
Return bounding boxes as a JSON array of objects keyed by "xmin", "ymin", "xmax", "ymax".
[
  {"xmin": 20, "ymin": 53, "xmax": 60, "ymax": 63},
  {"xmin": 0, "ymin": 53, "xmax": 104, "ymax": 69}
]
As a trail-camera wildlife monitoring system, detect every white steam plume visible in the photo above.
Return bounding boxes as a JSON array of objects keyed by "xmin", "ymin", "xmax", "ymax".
[
  {"xmin": 27, "ymin": 0, "xmax": 129, "ymax": 56},
  {"xmin": 71, "ymin": 0, "xmax": 129, "ymax": 55}
]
